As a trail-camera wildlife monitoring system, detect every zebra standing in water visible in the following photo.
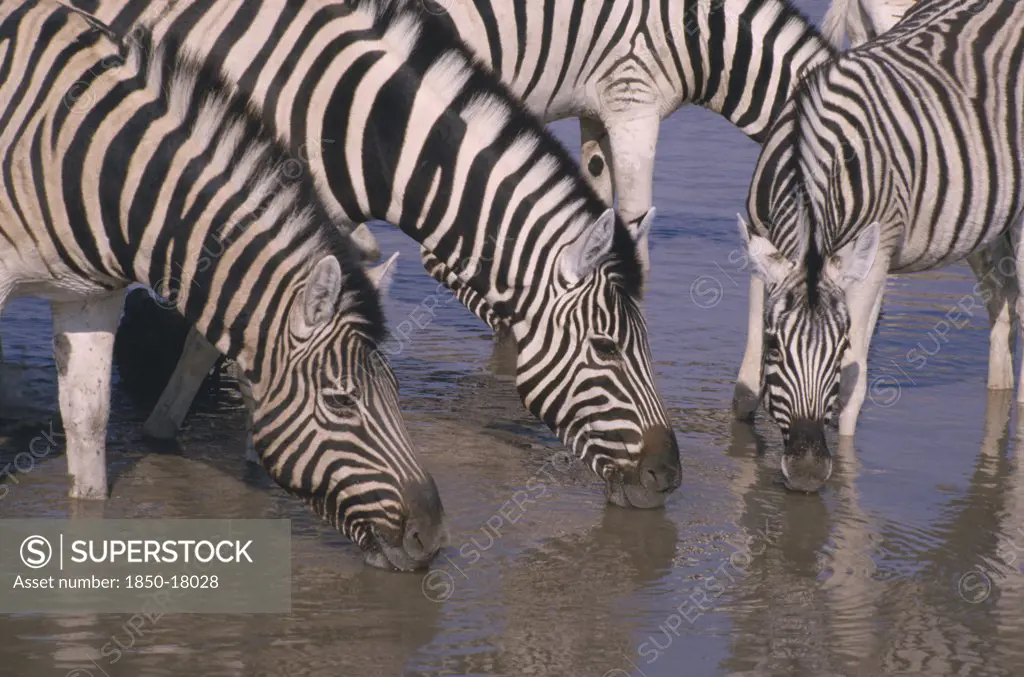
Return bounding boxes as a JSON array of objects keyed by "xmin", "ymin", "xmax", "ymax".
[
  {"xmin": 0, "ymin": 0, "xmax": 445, "ymax": 570},
  {"xmin": 737, "ymin": 0, "xmax": 1024, "ymax": 491},
  {"xmin": 737, "ymin": 0, "xmax": 1023, "ymax": 438},
  {"xmin": 85, "ymin": 0, "xmax": 682, "ymax": 508}
]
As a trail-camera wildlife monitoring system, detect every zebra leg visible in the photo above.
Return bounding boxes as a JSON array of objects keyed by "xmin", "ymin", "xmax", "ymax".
[
  {"xmin": 733, "ymin": 274, "xmax": 766, "ymax": 420},
  {"xmin": 1013, "ymin": 227, "xmax": 1024, "ymax": 404},
  {"xmin": 228, "ymin": 361, "xmax": 259, "ymax": 464},
  {"xmin": 966, "ymin": 232, "xmax": 1018, "ymax": 391},
  {"xmin": 142, "ymin": 326, "xmax": 221, "ymax": 439},
  {"xmin": 837, "ymin": 255, "xmax": 890, "ymax": 437},
  {"xmin": 579, "ymin": 117, "xmax": 614, "ymax": 205},
  {"xmin": 50, "ymin": 291, "xmax": 126, "ymax": 500},
  {"xmin": 604, "ymin": 112, "xmax": 660, "ymax": 281}
]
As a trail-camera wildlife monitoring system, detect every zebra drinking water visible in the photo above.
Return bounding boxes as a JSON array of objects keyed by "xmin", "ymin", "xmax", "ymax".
[
  {"xmin": 0, "ymin": 0, "xmax": 445, "ymax": 570},
  {"xmin": 84, "ymin": 0, "xmax": 682, "ymax": 508},
  {"xmin": 738, "ymin": 0, "xmax": 1024, "ymax": 491}
]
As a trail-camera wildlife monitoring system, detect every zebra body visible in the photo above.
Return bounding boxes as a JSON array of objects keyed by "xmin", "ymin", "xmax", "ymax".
[
  {"xmin": 739, "ymin": 0, "xmax": 1024, "ymax": 491},
  {"xmin": 0, "ymin": 0, "xmax": 444, "ymax": 570},
  {"xmin": 86, "ymin": 0, "xmax": 681, "ymax": 508}
]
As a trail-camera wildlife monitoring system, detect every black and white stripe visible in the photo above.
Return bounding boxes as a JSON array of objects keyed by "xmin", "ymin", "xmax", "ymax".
[
  {"xmin": 0, "ymin": 0, "xmax": 444, "ymax": 570},
  {"xmin": 739, "ymin": 0, "xmax": 1024, "ymax": 491},
  {"xmin": 84, "ymin": 0, "xmax": 682, "ymax": 508},
  {"xmin": 397, "ymin": 0, "xmax": 836, "ymax": 302}
]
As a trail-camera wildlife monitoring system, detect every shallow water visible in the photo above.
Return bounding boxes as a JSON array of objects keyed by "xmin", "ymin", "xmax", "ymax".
[{"xmin": 4, "ymin": 2, "xmax": 1024, "ymax": 674}]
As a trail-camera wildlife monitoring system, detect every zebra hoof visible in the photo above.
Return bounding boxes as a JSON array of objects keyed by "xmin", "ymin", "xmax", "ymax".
[{"xmin": 68, "ymin": 483, "xmax": 109, "ymax": 501}]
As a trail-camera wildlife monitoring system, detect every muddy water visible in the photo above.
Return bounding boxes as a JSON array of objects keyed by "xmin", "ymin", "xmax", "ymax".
[{"xmin": 4, "ymin": 5, "xmax": 1024, "ymax": 675}]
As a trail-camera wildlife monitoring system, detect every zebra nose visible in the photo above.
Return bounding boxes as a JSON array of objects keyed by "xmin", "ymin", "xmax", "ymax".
[
  {"xmin": 781, "ymin": 419, "xmax": 832, "ymax": 492},
  {"xmin": 637, "ymin": 424, "xmax": 682, "ymax": 494},
  {"xmin": 401, "ymin": 475, "xmax": 447, "ymax": 562}
]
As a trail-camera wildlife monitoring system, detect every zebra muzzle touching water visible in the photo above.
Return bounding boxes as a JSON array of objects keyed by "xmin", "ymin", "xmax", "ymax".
[{"xmin": 0, "ymin": 1, "xmax": 445, "ymax": 570}]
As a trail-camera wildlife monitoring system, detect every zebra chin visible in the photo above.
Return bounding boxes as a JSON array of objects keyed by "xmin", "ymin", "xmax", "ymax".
[{"xmin": 780, "ymin": 420, "xmax": 833, "ymax": 493}]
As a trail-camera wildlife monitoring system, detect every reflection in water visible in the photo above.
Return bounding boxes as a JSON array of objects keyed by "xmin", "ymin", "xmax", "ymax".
[{"xmin": 717, "ymin": 391, "xmax": 1024, "ymax": 676}]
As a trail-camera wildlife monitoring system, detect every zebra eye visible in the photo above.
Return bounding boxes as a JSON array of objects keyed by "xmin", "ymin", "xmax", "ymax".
[
  {"xmin": 322, "ymin": 388, "xmax": 359, "ymax": 412},
  {"xmin": 590, "ymin": 337, "xmax": 620, "ymax": 359}
]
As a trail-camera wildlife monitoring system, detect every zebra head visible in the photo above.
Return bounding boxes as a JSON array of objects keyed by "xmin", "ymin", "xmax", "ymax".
[
  {"xmin": 250, "ymin": 251, "xmax": 445, "ymax": 571},
  {"xmin": 738, "ymin": 215, "xmax": 880, "ymax": 492},
  {"xmin": 513, "ymin": 207, "xmax": 681, "ymax": 509}
]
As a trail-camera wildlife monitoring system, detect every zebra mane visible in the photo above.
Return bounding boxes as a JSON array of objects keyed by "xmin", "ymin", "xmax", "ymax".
[
  {"xmin": 115, "ymin": 22, "xmax": 387, "ymax": 343},
  {"xmin": 787, "ymin": 62, "xmax": 840, "ymax": 310},
  {"xmin": 348, "ymin": 0, "xmax": 645, "ymax": 299}
]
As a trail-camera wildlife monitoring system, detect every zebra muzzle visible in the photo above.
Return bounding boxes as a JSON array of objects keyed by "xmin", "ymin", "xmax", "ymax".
[
  {"xmin": 781, "ymin": 420, "xmax": 833, "ymax": 493},
  {"xmin": 363, "ymin": 476, "xmax": 446, "ymax": 572}
]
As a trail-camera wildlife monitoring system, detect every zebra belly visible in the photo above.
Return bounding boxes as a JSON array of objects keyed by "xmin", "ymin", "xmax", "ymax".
[
  {"xmin": 889, "ymin": 208, "xmax": 1023, "ymax": 274},
  {"xmin": 0, "ymin": 240, "xmax": 119, "ymax": 306}
]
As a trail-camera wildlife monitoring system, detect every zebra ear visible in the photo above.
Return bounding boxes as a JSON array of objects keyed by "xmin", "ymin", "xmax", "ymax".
[
  {"xmin": 738, "ymin": 214, "xmax": 793, "ymax": 286},
  {"xmin": 303, "ymin": 255, "xmax": 343, "ymax": 330},
  {"xmin": 626, "ymin": 207, "xmax": 656, "ymax": 243},
  {"xmin": 366, "ymin": 251, "xmax": 399, "ymax": 299},
  {"xmin": 560, "ymin": 208, "xmax": 616, "ymax": 284},
  {"xmin": 828, "ymin": 222, "xmax": 880, "ymax": 287}
]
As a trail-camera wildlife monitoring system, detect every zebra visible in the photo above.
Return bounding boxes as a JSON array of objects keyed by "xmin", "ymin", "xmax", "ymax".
[
  {"xmin": 83, "ymin": 0, "xmax": 682, "ymax": 508},
  {"xmin": 734, "ymin": 0, "xmax": 1024, "ymax": 426},
  {"xmin": 0, "ymin": 0, "xmax": 446, "ymax": 570},
  {"xmin": 737, "ymin": 0, "xmax": 1024, "ymax": 491}
]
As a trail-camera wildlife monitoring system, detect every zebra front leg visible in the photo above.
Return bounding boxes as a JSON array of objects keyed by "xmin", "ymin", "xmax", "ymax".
[
  {"xmin": 1012, "ymin": 227, "xmax": 1024, "ymax": 404},
  {"xmin": 50, "ymin": 291, "xmax": 126, "ymax": 500},
  {"xmin": 227, "ymin": 361, "xmax": 259, "ymax": 464},
  {"xmin": 733, "ymin": 274, "xmax": 766, "ymax": 420},
  {"xmin": 966, "ymin": 232, "xmax": 1018, "ymax": 390},
  {"xmin": 579, "ymin": 117, "xmax": 614, "ymax": 205},
  {"xmin": 142, "ymin": 326, "xmax": 221, "ymax": 439},
  {"xmin": 838, "ymin": 255, "xmax": 890, "ymax": 437},
  {"xmin": 605, "ymin": 112, "xmax": 660, "ymax": 282}
]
